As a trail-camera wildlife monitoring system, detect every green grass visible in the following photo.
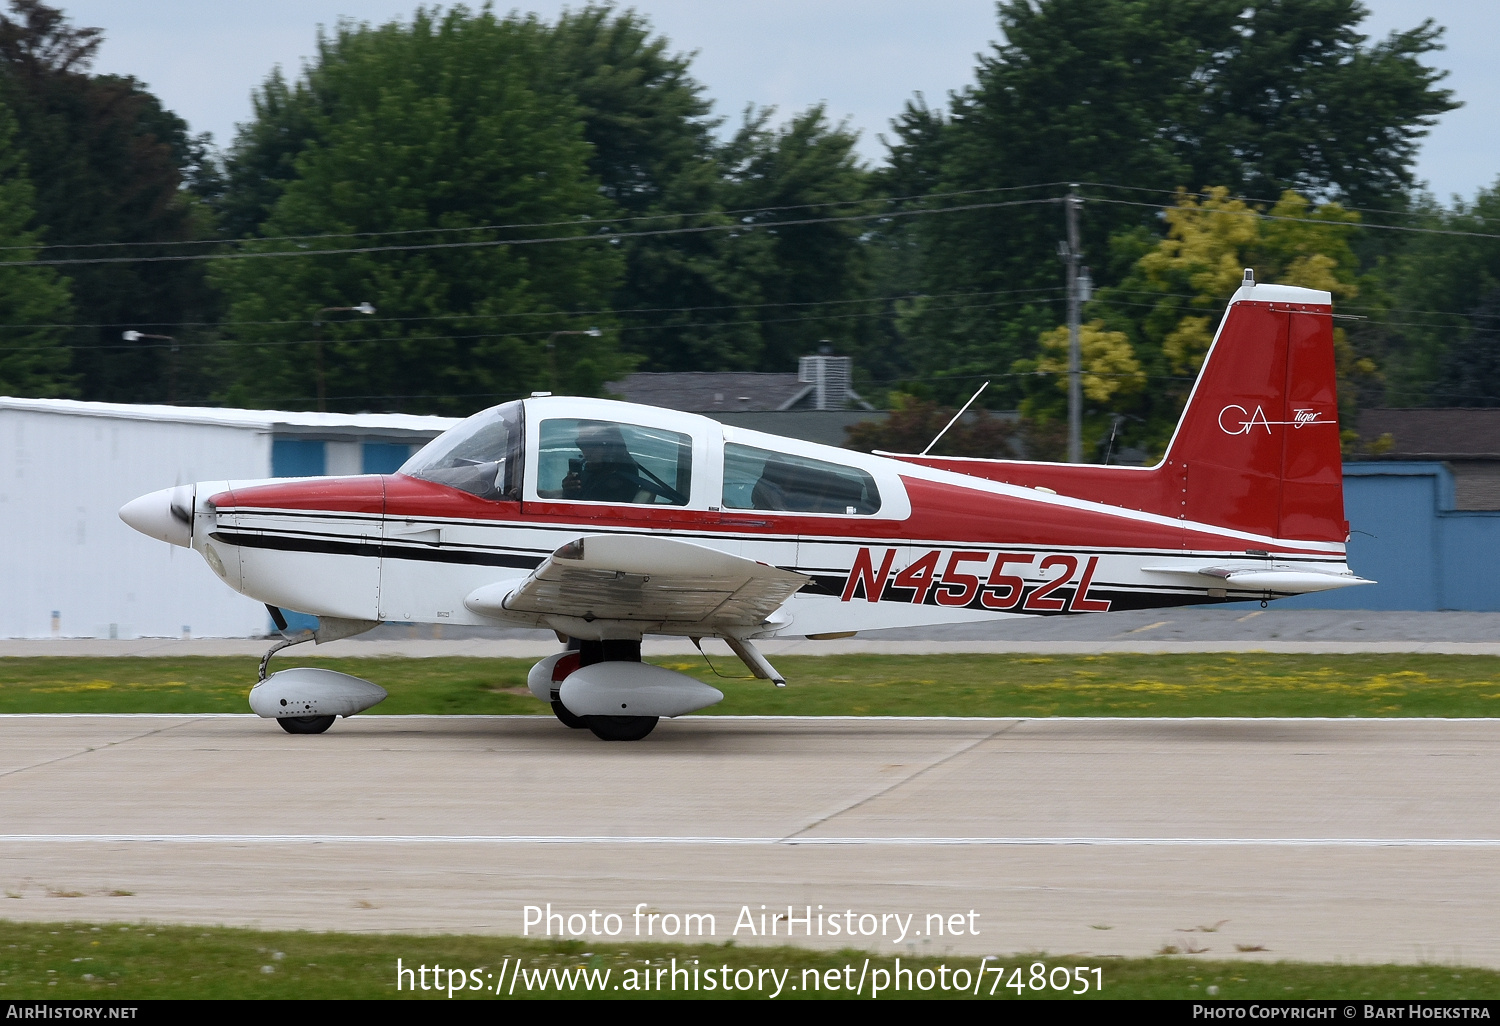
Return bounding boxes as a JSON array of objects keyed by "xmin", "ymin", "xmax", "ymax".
[
  {"xmin": 1, "ymin": 653, "xmax": 1499, "ymax": 717},
  {"xmin": 1, "ymin": 921, "xmax": 1496, "ymax": 1000}
]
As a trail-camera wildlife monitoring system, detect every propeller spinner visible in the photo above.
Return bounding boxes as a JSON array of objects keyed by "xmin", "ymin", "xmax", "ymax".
[{"xmin": 119, "ymin": 484, "xmax": 195, "ymax": 547}]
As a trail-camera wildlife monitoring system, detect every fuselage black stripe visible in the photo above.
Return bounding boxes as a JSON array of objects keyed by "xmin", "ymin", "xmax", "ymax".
[
  {"xmin": 210, "ymin": 531, "xmax": 542, "ymax": 569},
  {"xmin": 216, "ymin": 505, "xmax": 1342, "ymax": 559},
  {"xmin": 222, "ymin": 516, "xmax": 1340, "ymax": 565}
]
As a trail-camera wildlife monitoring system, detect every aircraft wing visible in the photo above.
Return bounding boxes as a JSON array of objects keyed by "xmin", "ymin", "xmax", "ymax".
[{"xmin": 465, "ymin": 534, "xmax": 809, "ymax": 632}]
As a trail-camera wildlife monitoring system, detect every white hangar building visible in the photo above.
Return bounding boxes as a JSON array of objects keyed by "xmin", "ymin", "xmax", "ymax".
[{"xmin": 0, "ymin": 397, "xmax": 456, "ymax": 639}]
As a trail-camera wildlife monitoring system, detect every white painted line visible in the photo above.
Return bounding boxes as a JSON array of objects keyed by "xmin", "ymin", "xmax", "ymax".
[{"xmin": 3, "ymin": 834, "xmax": 1499, "ymax": 847}]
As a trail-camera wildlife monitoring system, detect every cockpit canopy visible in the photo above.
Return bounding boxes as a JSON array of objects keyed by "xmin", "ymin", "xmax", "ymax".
[
  {"xmin": 399, "ymin": 400, "xmax": 522, "ymax": 501},
  {"xmin": 399, "ymin": 396, "xmax": 897, "ymax": 516}
]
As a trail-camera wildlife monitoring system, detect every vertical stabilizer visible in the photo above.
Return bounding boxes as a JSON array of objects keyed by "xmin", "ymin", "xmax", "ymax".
[
  {"xmin": 1164, "ymin": 281, "xmax": 1346, "ymax": 541},
  {"xmin": 885, "ymin": 279, "xmax": 1349, "ymax": 544}
]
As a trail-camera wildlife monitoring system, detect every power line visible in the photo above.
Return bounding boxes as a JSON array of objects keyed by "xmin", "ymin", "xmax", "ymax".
[
  {"xmin": 4, "ymin": 177, "xmax": 1486, "ymax": 256},
  {"xmin": 1086, "ymin": 196, "xmax": 1500, "ymax": 241},
  {"xmin": 0, "ymin": 197, "xmax": 1067, "ymax": 268},
  {"xmin": 0, "ymin": 181, "xmax": 1076, "ymax": 256},
  {"xmin": 0, "ymin": 286, "xmax": 1064, "ymax": 332},
  {"xmin": 1, "ymin": 179, "xmax": 1491, "ymax": 272},
  {"xmin": 1, "ymin": 175, "xmax": 1491, "ymax": 264},
  {"xmin": 0, "ymin": 293, "xmax": 1063, "ymax": 354},
  {"xmin": 1074, "ymin": 181, "xmax": 1490, "ymax": 227}
]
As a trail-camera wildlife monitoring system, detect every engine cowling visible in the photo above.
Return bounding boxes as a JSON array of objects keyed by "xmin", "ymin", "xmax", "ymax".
[
  {"xmin": 248, "ymin": 667, "xmax": 388, "ymax": 719},
  {"xmin": 557, "ymin": 662, "xmax": 723, "ymax": 718}
]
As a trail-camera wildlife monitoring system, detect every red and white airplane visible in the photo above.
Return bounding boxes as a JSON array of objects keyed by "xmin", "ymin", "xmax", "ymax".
[{"xmin": 120, "ymin": 275, "xmax": 1370, "ymax": 740}]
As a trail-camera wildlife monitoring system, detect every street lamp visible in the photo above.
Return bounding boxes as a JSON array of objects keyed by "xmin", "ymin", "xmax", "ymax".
[
  {"xmin": 311, "ymin": 303, "xmax": 376, "ymax": 411},
  {"xmin": 122, "ymin": 330, "xmax": 179, "ymax": 403},
  {"xmin": 545, "ymin": 327, "xmax": 602, "ymax": 393}
]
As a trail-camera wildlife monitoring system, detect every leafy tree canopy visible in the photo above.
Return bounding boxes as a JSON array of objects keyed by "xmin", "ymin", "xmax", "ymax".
[
  {"xmin": 0, "ymin": 92, "xmax": 72, "ymax": 395},
  {"xmin": 880, "ymin": 0, "xmax": 1458, "ymax": 406},
  {"xmin": 1021, "ymin": 187, "xmax": 1371, "ymax": 459},
  {"xmin": 215, "ymin": 4, "xmax": 878, "ymax": 406},
  {"xmin": 1373, "ymin": 182, "xmax": 1500, "ymax": 407},
  {"xmin": 0, "ymin": 0, "xmax": 218, "ymax": 404},
  {"xmin": 211, "ymin": 6, "xmax": 628, "ymax": 413}
]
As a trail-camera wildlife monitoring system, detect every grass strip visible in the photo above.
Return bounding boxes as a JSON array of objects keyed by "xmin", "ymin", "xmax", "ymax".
[
  {"xmin": 1, "ymin": 921, "xmax": 1496, "ymax": 1000},
  {"xmin": 1, "ymin": 653, "xmax": 1499, "ymax": 718}
]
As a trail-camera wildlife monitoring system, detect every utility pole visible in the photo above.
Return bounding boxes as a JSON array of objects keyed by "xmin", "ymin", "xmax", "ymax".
[
  {"xmin": 1063, "ymin": 186, "xmax": 1083, "ymax": 464},
  {"xmin": 312, "ymin": 303, "xmax": 376, "ymax": 412},
  {"xmin": 122, "ymin": 330, "xmax": 178, "ymax": 404}
]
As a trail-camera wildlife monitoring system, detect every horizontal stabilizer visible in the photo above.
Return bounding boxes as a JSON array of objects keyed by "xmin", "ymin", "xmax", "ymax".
[{"xmin": 1142, "ymin": 564, "xmax": 1374, "ymax": 594}]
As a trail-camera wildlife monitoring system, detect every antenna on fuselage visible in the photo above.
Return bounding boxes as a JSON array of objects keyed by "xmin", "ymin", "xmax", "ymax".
[{"xmin": 920, "ymin": 380, "xmax": 990, "ymax": 456}]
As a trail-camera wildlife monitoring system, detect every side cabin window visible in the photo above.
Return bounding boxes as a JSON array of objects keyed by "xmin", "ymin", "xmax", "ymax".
[
  {"xmin": 536, "ymin": 418, "xmax": 692, "ymax": 506},
  {"xmin": 399, "ymin": 400, "xmax": 522, "ymax": 501},
  {"xmin": 723, "ymin": 443, "xmax": 881, "ymax": 515}
]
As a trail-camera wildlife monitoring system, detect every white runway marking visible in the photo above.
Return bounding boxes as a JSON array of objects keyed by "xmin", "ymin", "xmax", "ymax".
[{"xmin": 6, "ymin": 834, "xmax": 1500, "ymax": 847}]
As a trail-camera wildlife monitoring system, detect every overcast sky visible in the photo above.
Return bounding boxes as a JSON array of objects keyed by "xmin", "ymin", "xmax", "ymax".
[{"xmin": 54, "ymin": 0, "xmax": 1500, "ymax": 204}]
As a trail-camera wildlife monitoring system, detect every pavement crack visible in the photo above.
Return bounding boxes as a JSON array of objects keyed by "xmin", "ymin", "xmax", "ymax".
[
  {"xmin": 0, "ymin": 717, "xmax": 211, "ymax": 783},
  {"xmin": 780, "ymin": 719, "xmax": 1026, "ymax": 842}
]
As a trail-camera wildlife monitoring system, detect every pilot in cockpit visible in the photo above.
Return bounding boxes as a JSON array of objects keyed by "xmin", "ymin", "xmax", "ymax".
[{"xmin": 561, "ymin": 422, "xmax": 651, "ymax": 503}]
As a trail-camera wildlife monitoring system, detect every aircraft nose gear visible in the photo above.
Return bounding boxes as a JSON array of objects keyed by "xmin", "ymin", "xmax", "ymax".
[
  {"xmin": 258, "ymin": 628, "xmax": 315, "ymax": 682},
  {"xmin": 256, "ymin": 631, "xmax": 326, "ymax": 735},
  {"xmin": 251, "ymin": 609, "xmax": 385, "ymax": 734}
]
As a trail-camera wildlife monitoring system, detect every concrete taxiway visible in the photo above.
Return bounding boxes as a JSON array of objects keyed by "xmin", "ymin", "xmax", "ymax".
[{"xmin": 1, "ymin": 713, "xmax": 1497, "ymax": 966}]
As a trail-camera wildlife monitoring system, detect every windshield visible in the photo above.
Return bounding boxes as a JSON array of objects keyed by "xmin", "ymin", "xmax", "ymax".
[{"xmin": 399, "ymin": 401, "xmax": 523, "ymax": 501}]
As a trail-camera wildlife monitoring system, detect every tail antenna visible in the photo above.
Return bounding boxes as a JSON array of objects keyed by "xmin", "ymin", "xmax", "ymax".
[{"xmin": 921, "ymin": 381, "xmax": 990, "ymax": 456}]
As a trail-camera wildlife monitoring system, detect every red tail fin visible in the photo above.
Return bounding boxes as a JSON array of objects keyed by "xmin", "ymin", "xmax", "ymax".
[
  {"xmin": 888, "ymin": 281, "xmax": 1348, "ymax": 543},
  {"xmin": 1161, "ymin": 282, "xmax": 1344, "ymax": 540}
]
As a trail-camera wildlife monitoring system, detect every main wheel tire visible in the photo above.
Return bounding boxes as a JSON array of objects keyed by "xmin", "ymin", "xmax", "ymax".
[
  {"xmin": 586, "ymin": 715, "xmax": 659, "ymax": 741},
  {"xmin": 551, "ymin": 700, "xmax": 587, "ymax": 729},
  {"xmin": 278, "ymin": 715, "xmax": 335, "ymax": 735}
]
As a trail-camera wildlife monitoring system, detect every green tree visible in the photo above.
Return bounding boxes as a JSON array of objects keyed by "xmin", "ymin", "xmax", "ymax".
[
  {"xmin": 0, "ymin": 0, "xmax": 219, "ymax": 404},
  {"xmin": 1436, "ymin": 287, "xmax": 1500, "ymax": 407},
  {"xmin": 844, "ymin": 393, "xmax": 1020, "ymax": 458},
  {"xmin": 1039, "ymin": 186, "xmax": 1370, "ymax": 457},
  {"xmin": 0, "ymin": 93, "xmax": 72, "ymax": 395},
  {"xmin": 881, "ymin": 0, "xmax": 1457, "ymax": 406},
  {"xmin": 544, "ymin": 6, "xmax": 753, "ymax": 373},
  {"xmin": 1372, "ymin": 182, "xmax": 1500, "ymax": 406},
  {"xmin": 211, "ymin": 8, "xmax": 627, "ymax": 413},
  {"xmin": 715, "ymin": 106, "xmax": 876, "ymax": 373},
  {"xmin": 216, "ymin": 6, "xmax": 882, "ymax": 382}
]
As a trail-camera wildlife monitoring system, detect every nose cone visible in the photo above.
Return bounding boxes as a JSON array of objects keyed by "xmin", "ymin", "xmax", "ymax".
[{"xmin": 119, "ymin": 484, "xmax": 194, "ymax": 547}]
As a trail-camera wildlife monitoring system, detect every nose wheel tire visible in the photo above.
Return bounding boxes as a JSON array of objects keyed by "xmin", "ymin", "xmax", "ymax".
[
  {"xmin": 551, "ymin": 700, "xmax": 588, "ymax": 729},
  {"xmin": 586, "ymin": 715, "xmax": 659, "ymax": 741},
  {"xmin": 278, "ymin": 715, "xmax": 336, "ymax": 734}
]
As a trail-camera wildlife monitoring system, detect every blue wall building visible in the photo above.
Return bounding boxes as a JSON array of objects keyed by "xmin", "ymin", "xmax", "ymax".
[{"xmin": 1280, "ymin": 462, "xmax": 1500, "ymax": 611}]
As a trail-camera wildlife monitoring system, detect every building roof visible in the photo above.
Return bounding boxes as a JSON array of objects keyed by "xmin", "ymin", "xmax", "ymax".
[
  {"xmin": 0, "ymin": 396, "xmax": 457, "ymax": 440},
  {"xmin": 607, "ymin": 372, "xmax": 815, "ymax": 413},
  {"xmin": 1358, "ymin": 408, "xmax": 1500, "ymax": 459}
]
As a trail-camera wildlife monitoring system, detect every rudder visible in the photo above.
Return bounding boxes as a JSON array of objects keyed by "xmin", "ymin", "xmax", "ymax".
[{"xmin": 1167, "ymin": 278, "xmax": 1346, "ymax": 542}]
